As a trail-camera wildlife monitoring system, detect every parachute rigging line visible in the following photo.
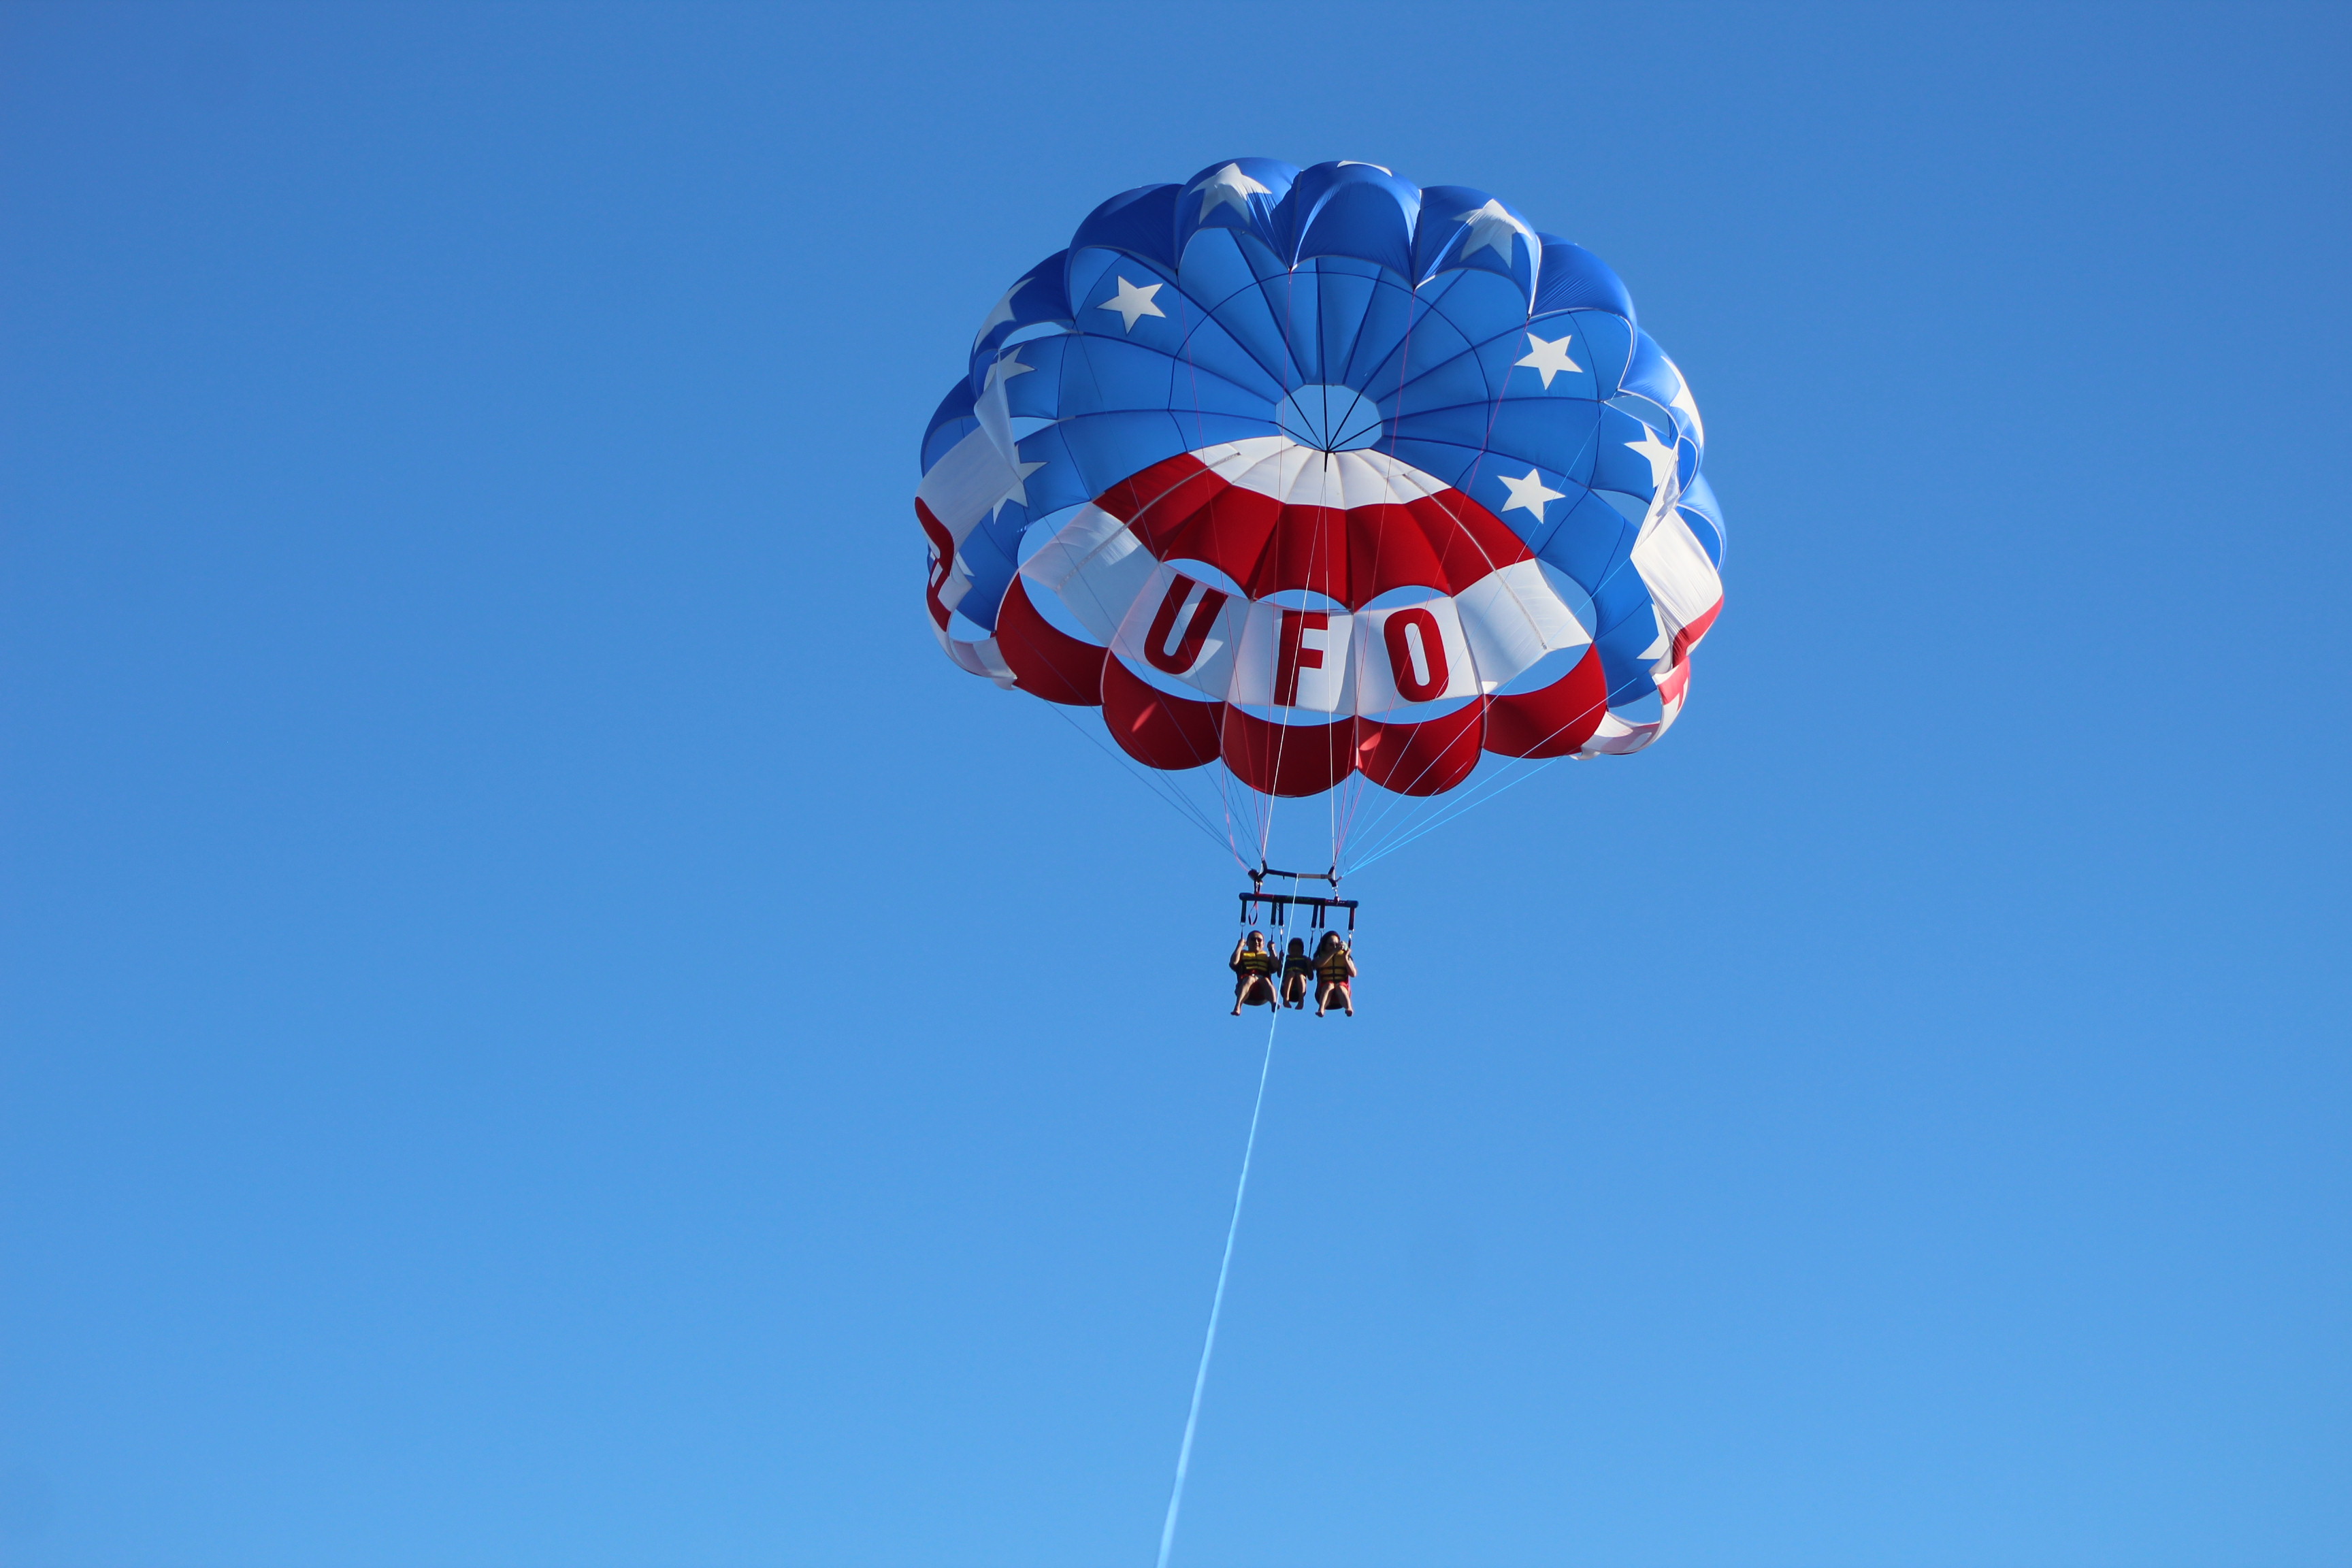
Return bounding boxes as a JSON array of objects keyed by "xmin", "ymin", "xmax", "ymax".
[
  {"xmin": 1155, "ymin": 996, "xmax": 1280, "ymax": 1568},
  {"xmin": 1044, "ymin": 700, "xmax": 1247, "ymax": 869},
  {"xmin": 1349, "ymin": 750, "xmax": 1568, "ymax": 874}
]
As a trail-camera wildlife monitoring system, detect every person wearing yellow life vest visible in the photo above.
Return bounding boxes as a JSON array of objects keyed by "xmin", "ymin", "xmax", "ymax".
[
  {"xmin": 1228, "ymin": 930, "xmax": 1279, "ymax": 1015},
  {"xmin": 1312, "ymin": 930, "xmax": 1357, "ymax": 1017}
]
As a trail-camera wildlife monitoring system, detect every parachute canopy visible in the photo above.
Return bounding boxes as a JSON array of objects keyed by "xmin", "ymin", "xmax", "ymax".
[{"xmin": 919, "ymin": 160, "xmax": 1724, "ymax": 870}]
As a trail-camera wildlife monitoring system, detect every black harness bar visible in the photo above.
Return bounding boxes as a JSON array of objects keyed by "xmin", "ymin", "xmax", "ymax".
[
  {"xmin": 1238, "ymin": 890, "xmax": 1358, "ymax": 930},
  {"xmin": 1250, "ymin": 864, "xmax": 1340, "ymax": 889},
  {"xmin": 1239, "ymin": 864, "xmax": 1357, "ymax": 930}
]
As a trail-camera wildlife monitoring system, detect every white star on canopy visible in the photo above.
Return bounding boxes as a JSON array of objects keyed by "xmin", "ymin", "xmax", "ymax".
[
  {"xmin": 1455, "ymin": 199, "xmax": 1536, "ymax": 264},
  {"xmin": 1497, "ymin": 466, "xmax": 1566, "ymax": 521},
  {"xmin": 1635, "ymin": 610, "xmax": 1672, "ymax": 664},
  {"xmin": 1624, "ymin": 425, "xmax": 1680, "ymax": 493},
  {"xmin": 994, "ymin": 453, "xmax": 1049, "ymax": 521},
  {"xmin": 1668, "ymin": 376, "xmax": 1705, "ymax": 446},
  {"xmin": 983, "ymin": 350, "xmax": 1034, "ymax": 393},
  {"xmin": 973, "ymin": 277, "xmax": 1031, "ymax": 349},
  {"xmin": 1097, "ymin": 275, "xmax": 1166, "ymax": 332},
  {"xmin": 1192, "ymin": 162, "xmax": 1271, "ymax": 220},
  {"xmin": 1514, "ymin": 331, "xmax": 1582, "ymax": 389}
]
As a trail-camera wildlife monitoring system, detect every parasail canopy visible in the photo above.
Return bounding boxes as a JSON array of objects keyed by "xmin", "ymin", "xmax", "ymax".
[{"xmin": 918, "ymin": 159, "xmax": 1724, "ymax": 875}]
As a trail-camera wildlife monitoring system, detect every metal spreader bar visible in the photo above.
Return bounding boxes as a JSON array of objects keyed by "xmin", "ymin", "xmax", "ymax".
[
  {"xmin": 1237, "ymin": 889, "xmax": 1358, "ymax": 930},
  {"xmin": 1238, "ymin": 864, "xmax": 1356, "ymax": 931}
]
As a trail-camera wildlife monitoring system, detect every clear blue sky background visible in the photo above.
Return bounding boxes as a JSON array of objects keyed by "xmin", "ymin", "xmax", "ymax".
[{"xmin": 3, "ymin": 4, "xmax": 2346, "ymax": 1565}]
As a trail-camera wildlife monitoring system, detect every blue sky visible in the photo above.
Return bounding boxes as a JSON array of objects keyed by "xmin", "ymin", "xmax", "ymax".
[{"xmin": 2, "ymin": 3, "xmax": 2346, "ymax": 1565}]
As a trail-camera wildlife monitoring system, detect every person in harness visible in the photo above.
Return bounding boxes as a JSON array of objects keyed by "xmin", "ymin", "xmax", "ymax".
[
  {"xmin": 1313, "ymin": 930, "xmax": 1357, "ymax": 1017},
  {"xmin": 1280, "ymin": 936, "xmax": 1315, "ymax": 1009},
  {"xmin": 1229, "ymin": 930, "xmax": 1279, "ymax": 1015}
]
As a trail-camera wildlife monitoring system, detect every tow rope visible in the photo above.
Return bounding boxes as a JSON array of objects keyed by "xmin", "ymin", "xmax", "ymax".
[{"xmin": 1154, "ymin": 998, "xmax": 1279, "ymax": 1568}]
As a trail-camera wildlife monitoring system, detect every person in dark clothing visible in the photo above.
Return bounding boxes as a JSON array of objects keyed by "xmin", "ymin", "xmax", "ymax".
[
  {"xmin": 1229, "ymin": 930, "xmax": 1279, "ymax": 1015},
  {"xmin": 1280, "ymin": 936, "xmax": 1315, "ymax": 1009}
]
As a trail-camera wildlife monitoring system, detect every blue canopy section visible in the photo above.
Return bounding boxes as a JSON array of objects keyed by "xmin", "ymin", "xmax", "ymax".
[{"xmin": 919, "ymin": 161, "xmax": 1725, "ymax": 673}]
